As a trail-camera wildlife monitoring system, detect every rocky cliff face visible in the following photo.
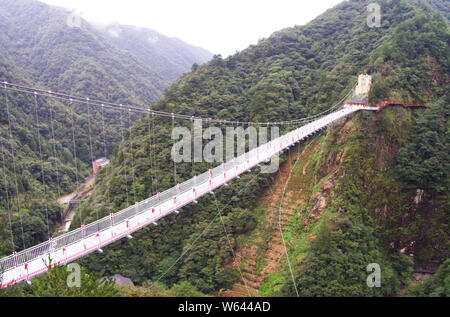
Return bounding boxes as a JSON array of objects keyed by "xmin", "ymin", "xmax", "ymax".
[{"xmin": 317, "ymin": 107, "xmax": 447, "ymax": 265}]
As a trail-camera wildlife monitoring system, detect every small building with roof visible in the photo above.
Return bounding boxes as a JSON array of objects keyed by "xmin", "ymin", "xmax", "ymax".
[{"xmin": 92, "ymin": 157, "xmax": 110, "ymax": 175}]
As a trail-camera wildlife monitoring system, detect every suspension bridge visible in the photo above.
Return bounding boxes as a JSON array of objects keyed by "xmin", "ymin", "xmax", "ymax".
[{"xmin": 0, "ymin": 81, "xmax": 382, "ymax": 288}]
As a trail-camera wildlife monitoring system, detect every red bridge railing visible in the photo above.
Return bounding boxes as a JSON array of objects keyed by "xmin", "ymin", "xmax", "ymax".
[
  {"xmin": 377, "ymin": 101, "xmax": 426, "ymax": 112},
  {"xmin": 347, "ymin": 100, "xmax": 427, "ymax": 111}
]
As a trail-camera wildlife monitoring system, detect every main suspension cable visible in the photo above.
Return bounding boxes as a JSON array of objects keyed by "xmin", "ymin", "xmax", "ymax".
[{"xmin": 1, "ymin": 81, "xmax": 355, "ymax": 126}]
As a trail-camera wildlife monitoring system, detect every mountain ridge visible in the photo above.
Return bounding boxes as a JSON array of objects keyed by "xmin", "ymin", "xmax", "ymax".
[{"xmin": 98, "ymin": 23, "xmax": 212, "ymax": 82}]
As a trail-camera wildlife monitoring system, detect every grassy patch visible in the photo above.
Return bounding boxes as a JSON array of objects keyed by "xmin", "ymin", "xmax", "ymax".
[{"xmin": 259, "ymin": 272, "xmax": 285, "ymax": 297}]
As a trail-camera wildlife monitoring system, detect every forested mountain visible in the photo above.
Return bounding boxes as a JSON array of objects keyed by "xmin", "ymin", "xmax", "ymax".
[
  {"xmin": 0, "ymin": 0, "xmax": 448, "ymax": 297},
  {"xmin": 61, "ymin": 0, "xmax": 448, "ymax": 297},
  {"xmin": 99, "ymin": 23, "xmax": 212, "ymax": 82},
  {"xmin": 0, "ymin": 0, "xmax": 211, "ymax": 255},
  {"xmin": 1, "ymin": 0, "xmax": 155, "ymax": 103},
  {"xmin": 0, "ymin": 0, "xmax": 212, "ymax": 101},
  {"xmin": 0, "ymin": 0, "xmax": 212, "ymax": 107}
]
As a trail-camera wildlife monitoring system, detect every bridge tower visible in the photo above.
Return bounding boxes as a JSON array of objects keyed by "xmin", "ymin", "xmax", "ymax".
[{"xmin": 354, "ymin": 69, "xmax": 372, "ymax": 100}]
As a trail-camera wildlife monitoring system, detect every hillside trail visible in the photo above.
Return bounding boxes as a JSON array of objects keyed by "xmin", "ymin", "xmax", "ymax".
[{"xmin": 221, "ymin": 139, "xmax": 320, "ymax": 296}]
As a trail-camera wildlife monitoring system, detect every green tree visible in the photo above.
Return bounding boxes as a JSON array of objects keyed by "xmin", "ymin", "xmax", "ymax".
[
  {"xmin": 405, "ymin": 259, "xmax": 450, "ymax": 297},
  {"xmin": 28, "ymin": 264, "xmax": 118, "ymax": 297}
]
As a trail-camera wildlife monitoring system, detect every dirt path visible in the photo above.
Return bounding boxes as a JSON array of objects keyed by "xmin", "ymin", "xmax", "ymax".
[
  {"xmin": 57, "ymin": 173, "xmax": 95, "ymax": 233},
  {"xmin": 224, "ymin": 140, "xmax": 320, "ymax": 295},
  {"xmin": 57, "ymin": 192, "xmax": 77, "ymax": 205}
]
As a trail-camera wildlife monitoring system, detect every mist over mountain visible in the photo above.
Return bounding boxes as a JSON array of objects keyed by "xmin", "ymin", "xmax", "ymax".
[
  {"xmin": 422, "ymin": 0, "xmax": 450, "ymax": 21},
  {"xmin": 0, "ymin": 0, "xmax": 212, "ymax": 104},
  {"xmin": 98, "ymin": 23, "xmax": 213, "ymax": 82}
]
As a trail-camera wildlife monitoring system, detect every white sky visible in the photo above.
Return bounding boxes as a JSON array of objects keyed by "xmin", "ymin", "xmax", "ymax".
[{"xmin": 41, "ymin": 0, "xmax": 343, "ymax": 57}]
